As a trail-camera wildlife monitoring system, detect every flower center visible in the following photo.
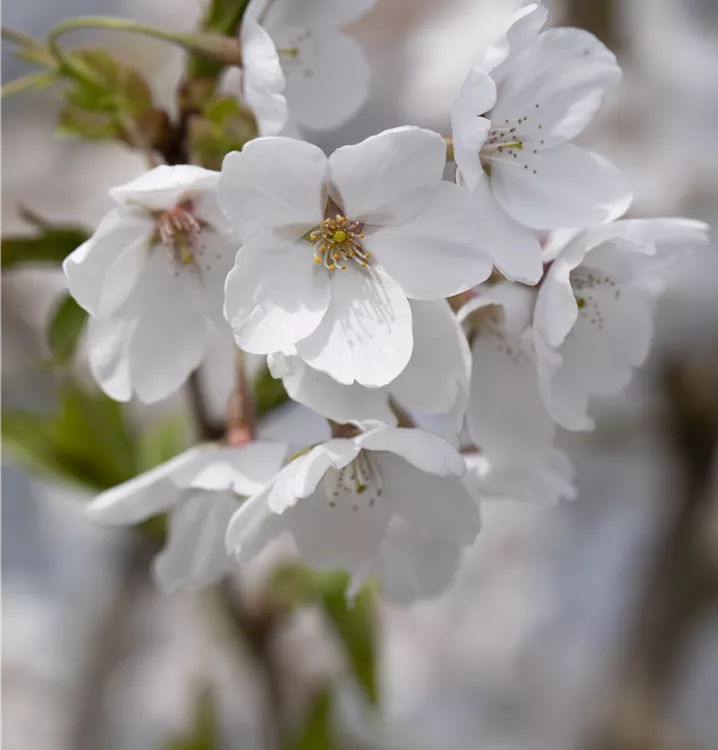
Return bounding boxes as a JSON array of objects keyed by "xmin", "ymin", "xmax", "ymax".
[
  {"xmin": 309, "ymin": 214, "xmax": 369, "ymax": 271},
  {"xmin": 154, "ymin": 199, "xmax": 205, "ymax": 267},
  {"xmin": 324, "ymin": 452, "xmax": 383, "ymax": 511},
  {"xmin": 571, "ymin": 266, "xmax": 621, "ymax": 332},
  {"xmin": 480, "ymin": 109, "xmax": 546, "ymax": 176}
]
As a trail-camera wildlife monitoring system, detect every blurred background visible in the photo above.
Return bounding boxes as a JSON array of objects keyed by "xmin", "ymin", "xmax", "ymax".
[{"xmin": 3, "ymin": 0, "xmax": 718, "ymax": 748}]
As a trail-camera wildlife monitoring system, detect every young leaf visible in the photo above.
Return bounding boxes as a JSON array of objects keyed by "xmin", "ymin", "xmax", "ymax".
[
  {"xmin": 188, "ymin": 97, "xmax": 257, "ymax": 170},
  {"xmin": 270, "ymin": 567, "xmax": 379, "ymax": 706},
  {"xmin": 289, "ymin": 689, "xmax": 336, "ymax": 750},
  {"xmin": 47, "ymin": 295, "xmax": 87, "ymax": 364},
  {"xmin": 2, "ymin": 214, "xmax": 89, "ymax": 269},
  {"xmin": 253, "ymin": 364, "xmax": 289, "ymax": 417},
  {"xmin": 164, "ymin": 688, "xmax": 217, "ymax": 750},
  {"xmin": 2, "ymin": 382, "xmax": 136, "ymax": 490}
]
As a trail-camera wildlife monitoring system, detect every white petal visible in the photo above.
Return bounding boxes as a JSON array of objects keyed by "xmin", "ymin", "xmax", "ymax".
[
  {"xmin": 189, "ymin": 442, "xmax": 288, "ymax": 496},
  {"xmin": 281, "ymin": 32, "xmax": 370, "ymax": 131},
  {"xmin": 327, "ymin": 126, "xmax": 446, "ymax": 225},
  {"xmin": 374, "ymin": 517, "xmax": 465, "ymax": 604},
  {"xmin": 224, "ymin": 237, "xmax": 330, "ymax": 354},
  {"xmin": 63, "ymin": 208, "xmax": 153, "ymax": 317},
  {"xmin": 467, "ymin": 314, "xmax": 556, "ymax": 459},
  {"xmin": 450, "ymin": 66, "xmax": 496, "ymax": 191},
  {"xmin": 127, "ymin": 251, "xmax": 208, "ymax": 403},
  {"xmin": 357, "ymin": 427, "xmax": 466, "ymax": 477},
  {"xmin": 195, "ymin": 230, "xmax": 240, "ymax": 331},
  {"xmin": 492, "ymin": 28, "xmax": 620, "ymax": 141},
  {"xmin": 259, "ymin": 0, "xmax": 377, "ymax": 29},
  {"xmin": 153, "ymin": 490, "xmax": 239, "ymax": 593},
  {"xmin": 241, "ymin": 19, "xmax": 288, "ymax": 137},
  {"xmin": 285, "ymin": 463, "xmax": 391, "ymax": 573},
  {"xmin": 295, "ymin": 266, "xmax": 412, "ymax": 387},
  {"xmin": 533, "ymin": 252, "xmax": 581, "ymax": 367},
  {"xmin": 86, "ymin": 315, "xmax": 136, "ymax": 402},
  {"xmin": 225, "ymin": 484, "xmax": 287, "ymax": 563},
  {"xmin": 269, "ymin": 353, "xmax": 396, "ymax": 425},
  {"xmin": 110, "ymin": 165, "xmax": 219, "ymax": 209},
  {"xmin": 374, "ymin": 452, "xmax": 479, "ymax": 546},
  {"xmin": 364, "ymin": 182, "xmax": 493, "ymax": 299},
  {"xmin": 267, "ymin": 439, "xmax": 360, "ymax": 513},
  {"xmin": 390, "ymin": 299, "xmax": 471, "ymax": 417},
  {"xmin": 491, "ymin": 143, "xmax": 633, "ymax": 230},
  {"xmin": 218, "ymin": 138, "xmax": 327, "ymax": 242},
  {"xmin": 539, "ymin": 284, "xmax": 654, "ymax": 431},
  {"xmin": 85, "ymin": 446, "xmax": 209, "ymax": 524}
]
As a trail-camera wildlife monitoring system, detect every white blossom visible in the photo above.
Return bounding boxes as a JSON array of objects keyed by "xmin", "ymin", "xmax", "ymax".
[
  {"xmin": 267, "ymin": 299, "xmax": 470, "ymax": 434},
  {"xmin": 241, "ymin": 0, "xmax": 375, "ymax": 133},
  {"xmin": 450, "ymin": 2, "xmax": 632, "ymax": 284},
  {"xmin": 219, "ymin": 127, "xmax": 493, "ymax": 387},
  {"xmin": 226, "ymin": 426, "xmax": 480, "ymax": 603},
  {"xmin": 460, "ymin": 282, "xmax": 576, "ymax": 507},
  {"xmin": 63, "ymin": 166, "xmax": 238, "ymax": 403},
  {"xmin": 533, "ymin": 218, "xmax": 710, "ymax": 431},
  {"xmin": 86, "ymin": 442, "xmax": 287, "ymax": 592}
]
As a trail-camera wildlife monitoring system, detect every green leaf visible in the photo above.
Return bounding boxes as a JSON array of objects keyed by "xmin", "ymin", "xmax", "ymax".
[
  {"xmin": 164, "ymin": 688, "xmax": 217, "ymax": 750},
  {"xmin": 57, "ymin": 48, "xmax": 156, "ymax": 145},
  {"xmin": 47, "ymin": 295, "xmax": 87, "ymax": 364},
  {"xmin": 253, "ymin": 364, "xmax": 289, "ymax": 417},
  {"xmin": 188, "ymin": 97, "xmax": 257, "ymax": 170},
  {"xmin": 289, "ymin": 689, "xmax": 335, "ymax": 750},
  {"xmin": 271, "ymin": 567, "xmax": 379, "ymax": 705},
  {"xmin": 2, "ymin": 382, "xmax": 137, "ymax": 490},
  {"xmin": 2, "ymin": 212, "xmax": 89, "ymax": 269}
]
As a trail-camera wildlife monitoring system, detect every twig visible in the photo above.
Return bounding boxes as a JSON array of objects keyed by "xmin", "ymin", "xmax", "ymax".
[
  {"xmin": 226, "ymin": 348, "xmax": 256, "ymax": 446},
  {"xmin": 187, "ymin": 369, "xmax": 224, "ymax": 441}
]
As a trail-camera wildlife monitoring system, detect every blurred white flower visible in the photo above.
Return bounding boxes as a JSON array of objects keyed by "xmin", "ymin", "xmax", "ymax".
[
  {"xmin": 64, "ymin": 165, "xmax": 238, "ymax": 403},
  {"xmin": 533, "ymin": 218, "xmax": 710, "ymax": 431},
  {"xmin": 241, "ymin": 0, "xmax": 375, "ymax": 132},
  {"xmin": 226, "ymin": 426, "xmax": 480, "ymax": 603},
  {"xmin": 219, "ymin": 127, "xmax": 493, "ymax": 387},
  {"xmin": 450, "ymin": 2, "xmax": 632, "ymax": 284},
  {"xmin": 460, "ymin": 282, "xmax": 576, "ymax": 506},
  {"xmin": 268, "ymin": 299, "xmax": 470, "ymax": 434},
  {"xmin": 86, "ymin": 442, "xmax": 287, "ymax": 592}
]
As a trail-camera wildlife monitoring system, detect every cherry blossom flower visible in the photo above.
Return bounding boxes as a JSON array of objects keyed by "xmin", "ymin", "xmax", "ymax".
[
  {"xmin": 533, "ymin": 218, "xmax": 710, "ymax": 431},
  {"xmin": 219, "ymin": 127, "xmax": 493, "ymax": 387},
  {"xmin": 241, "ymin": 0, "xmax": 375, "ymax": 132},
  {"xmin": 63, "ymin": 166, "xmax": 238, "ymax": 403},
  {"xmin": 225, "ymin": 426, "xmax": 480, "ymax": 603},
  {"xmin": 460, "ymin": 283, "xmax": 576, "ymax": 506},
  {"xmin": 86, "ymin": 442, "xmax": 287, "ymax": 592},
  {"xmin": 450, "ymin": 2, "xmax": 632, "ymax": 284},
  {"xmin": 267, "ymin": 299, "xmax": 470, "ymax": 433}
]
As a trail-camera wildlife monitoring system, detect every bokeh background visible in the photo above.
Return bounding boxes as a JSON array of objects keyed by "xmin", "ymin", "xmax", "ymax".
[{"xmin": 3, "ymin": 1, "xmax": 718, "ymax": 748}]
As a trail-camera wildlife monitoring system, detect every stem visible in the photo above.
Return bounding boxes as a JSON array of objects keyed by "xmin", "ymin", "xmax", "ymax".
[
  {"xmin": 1, "ymin": 71, "xmax": 56, "ymax": 98},
  {"xmin": 187, "ymin": 370, "xmax": 224, "ymax": 441},
  {"xmin": 46, "ymin": 16, "xmax": 242, "ymax": 83},
  {"xmin": 443, "ymin": 134, "xmax": 455, "ymax": 163},
  {"xmin": 120, "ymin": 115, "xmax": 161, "ymax": 168},
  {"xmin": 226, "ymin": 348, "xmax": 256, "ymax": 446}
]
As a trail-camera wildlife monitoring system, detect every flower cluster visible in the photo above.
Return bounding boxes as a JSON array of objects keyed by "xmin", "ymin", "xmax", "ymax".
[{"xmin": 71, "ymin": 2, "xmax": 708, "ymax": 603}]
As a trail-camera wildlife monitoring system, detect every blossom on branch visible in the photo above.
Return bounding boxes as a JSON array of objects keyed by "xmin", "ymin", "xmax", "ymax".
[
  {"xmin": 86, "ymin": 442, "xmax": 288, "ymax": 592},
  {"xmin": 450, "ymin": 2, "xmax": 632, "ymax": 284},
  {"xmin": 241, "ymin": 0, "xmax": 376, "ymax": 133},
  {"xmin": 533, "ymin": 219, "xmax": 710, "ymax": 431},
  {"xmin": 63, "ymin": 165, "xmax": 239, "ymax": 403},
  {"xmin": 219, "ymin": 126, "xmax": 493, "ymax": 387},
  {"xmin": 226, "ymin": 425, "xmax": 480, "ymax": 603},
  {"xmin": 460, "ymin": 282, "xmax": 576, "ymax": 507}
]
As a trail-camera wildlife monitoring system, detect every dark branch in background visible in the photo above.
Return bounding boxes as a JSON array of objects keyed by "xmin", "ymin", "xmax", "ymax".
[
  {"xmin": 588, "ymin": 352, "xmax": 718, "ymax": 750},
  {"xmin": 69, "ymin": 534, "xmax": 158, "ymax": 750},
  {"xmin": 563, "ymin": 0, "xmax": 624, "ymax": 55}
]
